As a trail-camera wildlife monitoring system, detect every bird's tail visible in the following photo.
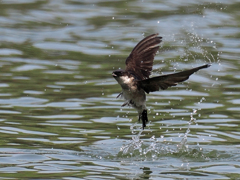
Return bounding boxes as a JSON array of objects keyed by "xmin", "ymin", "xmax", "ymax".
[{"xmin": 139, "ymin": 109, "xmax": 148, "ymax": 129}]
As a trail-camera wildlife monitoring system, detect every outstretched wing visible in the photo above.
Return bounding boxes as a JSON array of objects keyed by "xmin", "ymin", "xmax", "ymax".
[
  {"xmin": 125, "ymin": 33, "xmax": 162, "ymax": 80},
  {"xmin": 138, "ymin": 64, "xmax": 211, "ymax": 93}
]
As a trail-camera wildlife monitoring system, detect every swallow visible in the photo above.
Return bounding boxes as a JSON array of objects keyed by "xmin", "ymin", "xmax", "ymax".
[{"xmin": 112, "ymin": 33, "xmax": 210, "ymax": 129}]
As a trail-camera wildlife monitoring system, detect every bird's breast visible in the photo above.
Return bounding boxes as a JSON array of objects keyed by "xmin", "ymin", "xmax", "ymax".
[
  {"xmin": 118, "ymin": 76, "xmax": 137, "ymax": 90},
  {"xmin": 117, "ymin": 75, "xmax": 146, "ymax": 109}
]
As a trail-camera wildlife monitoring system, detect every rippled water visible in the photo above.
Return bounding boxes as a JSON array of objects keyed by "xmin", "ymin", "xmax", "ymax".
[{"xmin": 0, "ymin": 0, "xmax": 240, "ymax": 179}]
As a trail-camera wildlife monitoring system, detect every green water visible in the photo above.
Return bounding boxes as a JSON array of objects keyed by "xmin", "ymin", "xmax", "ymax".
[{"xmin": 0, "ymin": 0, "xmax": 239, "ymax": 179}]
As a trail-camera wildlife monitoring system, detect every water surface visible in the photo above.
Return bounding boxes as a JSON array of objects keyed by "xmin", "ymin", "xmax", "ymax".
[{"xmin": 0, "ymin": 0, "xmax": 239, "ymax": 179}]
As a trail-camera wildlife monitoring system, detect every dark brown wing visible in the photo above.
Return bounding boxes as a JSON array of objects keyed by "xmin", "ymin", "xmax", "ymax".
[
  {"xmin": 125, "ymin": 33, "xmax": 162, "ymax": 80},
  {"xmin": 138, "ymin": 64, "xmax": 211, "ymax": 93}
]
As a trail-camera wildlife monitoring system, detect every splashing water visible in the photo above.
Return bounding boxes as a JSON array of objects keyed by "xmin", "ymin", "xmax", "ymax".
[
  {"xmin": 177, "ymin": 109, "xmax": 198, "ymax": 151},
  {"xmin": 119, "ymin": 108, "xmax": 202, "ymax": 160},
  {"xmin": 120, "ymin": 128, "xmax": 143, "ymax": 155}
]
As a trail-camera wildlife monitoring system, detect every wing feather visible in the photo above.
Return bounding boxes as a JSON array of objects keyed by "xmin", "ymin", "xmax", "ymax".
[{"xmin": 125, "ymin": 34, "xmax": 162, "ymax": 80}]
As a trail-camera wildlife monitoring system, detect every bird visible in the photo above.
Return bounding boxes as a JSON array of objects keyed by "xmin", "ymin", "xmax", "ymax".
[{"xmin": 112, "ymin": 33, "xmax": 210, "ymax": 130}]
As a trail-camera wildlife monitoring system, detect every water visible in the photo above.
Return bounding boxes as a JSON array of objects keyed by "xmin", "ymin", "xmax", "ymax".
[{"xmin": 0, "ymin": 0, "xmax": 239, "ymax": 179}]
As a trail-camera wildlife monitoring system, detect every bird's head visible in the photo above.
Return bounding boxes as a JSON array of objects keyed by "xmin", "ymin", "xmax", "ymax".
[{"xmin": 112, "ymin": 69, "xmax": 133, "ymax": 87}]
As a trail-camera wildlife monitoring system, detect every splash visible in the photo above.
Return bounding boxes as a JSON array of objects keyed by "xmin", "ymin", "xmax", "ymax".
[
  {"xmin": 118, "ymin": 123, "xmax": 177, "ymax": 160},
  {"xmin": 177, "ymin": 109, "xmax": 198, "ymax": 151},
  {"xmin": 118, "ymin": 109, "xmax": 205, "ymax": 160},
  {"xmin": 120, "ymin": 123, "xmax": 143, "ymax": 156},
  {"xmin": 120, "ymin": 131, "xmax": 143, "ymax": 156}
]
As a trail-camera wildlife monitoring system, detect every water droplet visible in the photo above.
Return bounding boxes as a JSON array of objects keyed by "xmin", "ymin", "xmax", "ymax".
[{"xmin": 150, "ymin": 135, "xmax": 155, "ymax": 140}]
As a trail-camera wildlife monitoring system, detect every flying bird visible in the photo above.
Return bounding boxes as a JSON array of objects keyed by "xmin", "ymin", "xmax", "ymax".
[{"xmin": 112, "ymin": 33, "xmax": 210, "ymax": 129}]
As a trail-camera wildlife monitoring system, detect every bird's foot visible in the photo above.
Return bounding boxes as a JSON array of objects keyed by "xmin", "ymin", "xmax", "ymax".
[
  {"xmin": 116, "ymin": 92, "xmax": 123, "ymax": 98},
  {"xmin": 139, "ymin": 110, "xmax": 148, "ymax": 130}
]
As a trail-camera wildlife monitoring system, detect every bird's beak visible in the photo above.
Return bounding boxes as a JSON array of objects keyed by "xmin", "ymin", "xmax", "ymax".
[{"xmin": 112, "ymin": 72, "xmax": 117, "ymax": 77}]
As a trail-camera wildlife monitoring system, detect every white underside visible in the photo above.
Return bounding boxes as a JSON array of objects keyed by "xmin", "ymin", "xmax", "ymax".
[
  {"xmin": 122, "ymin": 88, "xmax": 146, "ymax": 113},
  {"xmin": 117, "ymin": 76, "xmax": 146, "ymax": 114}
]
